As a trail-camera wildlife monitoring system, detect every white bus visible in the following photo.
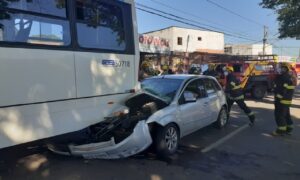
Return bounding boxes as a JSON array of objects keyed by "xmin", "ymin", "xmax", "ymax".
[{"xmin": 0, "ymin": 0, "xmax": 139, "ymax": 150}]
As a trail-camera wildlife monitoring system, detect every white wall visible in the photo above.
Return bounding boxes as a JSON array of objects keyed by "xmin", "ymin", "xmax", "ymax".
[
  {"xmin": 145, "ymin": 27, "xmax": 224, "ymax": 53},
  {"xmin": 230, "ymin": 44, "xmax": 252, "ymax": 55},
  {"xmin": 171, "ymin": 27, "xmax": 224, "ymax": 52},
  {"xmin": 252, "ymin": 44, "xmax": 272, "ymax": 55},
  {"xmin": 229, "ymin": 44, "xmax": 273, "ymax": 55}
]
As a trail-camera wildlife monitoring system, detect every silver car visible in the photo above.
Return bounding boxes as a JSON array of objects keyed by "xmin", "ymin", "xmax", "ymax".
[{"xmin": 48, "ymin": 75, "xmax": 228, "ymax": 159}]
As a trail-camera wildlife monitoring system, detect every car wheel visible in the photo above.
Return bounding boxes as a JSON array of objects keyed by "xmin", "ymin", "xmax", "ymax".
[
  {"xmin": 215, "ymin": 107, "xmax": 228, "ymax": 129},
  {"xmin": 252, "ymin": 85, "xmax": 266, "ymax": 99},
  {"xmin": 154, "ymin": 124, "xmax": 179, "ymax": 157}
]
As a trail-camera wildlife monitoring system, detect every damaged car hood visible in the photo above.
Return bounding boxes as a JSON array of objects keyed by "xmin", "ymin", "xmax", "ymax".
[
  {"xmin": 48, "ymin": 91, "xmax": 169, "ymax": 159},
  {"xmin": 125, "ymin": 91, "xmax": 169, "ymax": 108}
]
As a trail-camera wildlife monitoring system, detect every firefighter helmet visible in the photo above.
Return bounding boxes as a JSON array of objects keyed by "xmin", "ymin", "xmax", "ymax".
[
  {"xmin": 208, "ymin": 63, "xmax": 216, "ymax": 69},
  {"xmin": 226, "ymin": 66, "xmax": 234, "ymax": 72},
  {"xmin": 175, "ymin": 61, "xmax": 184, "ymax": 67},
  {"xmin": 162, "ymin": 64, "xmax": 169, "ymax": 71},
  {"xmin": 141, "ymin": 61, "xmax": 151, "ymax": 69},
  {"xmin": 281, "ymin": 62, "xmax": 292, "ymax": 71}
]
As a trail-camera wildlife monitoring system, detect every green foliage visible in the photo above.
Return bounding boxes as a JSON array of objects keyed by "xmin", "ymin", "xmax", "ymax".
[{"xmin": 260, "ymin": 0, "xmax": 300, "ymax": 39}]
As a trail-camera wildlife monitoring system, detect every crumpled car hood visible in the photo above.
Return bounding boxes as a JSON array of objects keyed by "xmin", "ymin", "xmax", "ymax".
[{"xmin": 125, "ymin": 91, "xmax": 169, "ymax": 108}]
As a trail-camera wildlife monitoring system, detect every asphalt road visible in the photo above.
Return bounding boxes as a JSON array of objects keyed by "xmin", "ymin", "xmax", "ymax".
[{"xmin": 1, "ymin": 85, "xmax": 300, "ymax": 180}]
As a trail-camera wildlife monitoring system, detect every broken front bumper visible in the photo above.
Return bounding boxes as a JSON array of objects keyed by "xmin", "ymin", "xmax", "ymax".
[{"xmin": 49, "ymin": 121, "xmax": 152, "ymax": 159}]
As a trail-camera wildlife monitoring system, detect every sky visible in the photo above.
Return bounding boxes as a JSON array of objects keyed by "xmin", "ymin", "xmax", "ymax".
[{"xmin": 135, "ymin": 0, "xmax": 300, "ymax": 57}]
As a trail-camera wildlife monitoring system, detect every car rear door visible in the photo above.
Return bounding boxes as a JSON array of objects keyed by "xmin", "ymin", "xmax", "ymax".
[{"xmin": 203, "ymin": 78, "xmax": 221, "ymax": 123}]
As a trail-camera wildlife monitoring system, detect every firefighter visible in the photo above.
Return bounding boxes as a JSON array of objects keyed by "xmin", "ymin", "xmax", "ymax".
[
  {"xmin": 224, "ymin": 66, "xmax": 255, "ymax": 126},
  {"xmin": 203, "ymin": 64, "xmax": 219, "ymax": 77},
  {"xmin": 139, "ymin": 61, "xmax": 156, "ymax": 80},
  {"xmin": 160, "ymin": 64, "xmax": 169, "ymax": 75},
  {"xmin": 272, "ymin": 62, "xmax": 295, "ymax": 136}
]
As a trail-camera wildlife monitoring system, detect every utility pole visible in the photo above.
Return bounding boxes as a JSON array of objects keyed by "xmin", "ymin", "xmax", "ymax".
[
  {"xmin": 185, "ymin": 35, "xmax": 190, "ymax": 53},
  {"xmin": 263, "ymin": 26, "xmax": 268, "ymax": 56},
  {"xmin": 184, "ymin": 35, "xmax": 190, "ymax": 74}
]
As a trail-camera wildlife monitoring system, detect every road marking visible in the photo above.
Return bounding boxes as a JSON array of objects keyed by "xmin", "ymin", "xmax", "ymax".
[{"xmin": 201, "ymin": 124, "xmax": 249, "ymax": 153}]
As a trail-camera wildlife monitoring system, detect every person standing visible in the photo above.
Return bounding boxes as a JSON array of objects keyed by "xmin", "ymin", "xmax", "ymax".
[
  {"xmin": 272, "ymin": 63, "xmax": 295, "ymax": 136},
  {"xmin": 224, "ymin": 66, "xmax": 255, "ymax": 126}
]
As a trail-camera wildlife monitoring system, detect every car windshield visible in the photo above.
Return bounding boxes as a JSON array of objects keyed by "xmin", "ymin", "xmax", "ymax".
[{"xmin": 141, "ymin": 78, "xmax": 183, "ymax": 103}]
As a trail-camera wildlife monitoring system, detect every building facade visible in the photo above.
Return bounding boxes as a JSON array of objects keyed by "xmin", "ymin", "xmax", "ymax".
[
  {"xmin": 225, "ymin": 44, "xmax": 273, "ymax": 55},
  {"xmin": 143, "ymin": 26, "xmax": 225, "ymax": 54}
]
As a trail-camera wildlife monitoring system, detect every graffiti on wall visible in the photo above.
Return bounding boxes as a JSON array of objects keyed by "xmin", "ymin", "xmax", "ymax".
[{"xmin": 139, "ymin": 34, "xmax": 170, "ymax": 54}]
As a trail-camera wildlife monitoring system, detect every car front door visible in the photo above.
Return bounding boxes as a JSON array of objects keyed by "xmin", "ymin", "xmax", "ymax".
[{"xmin": 178, "ymin": 79, "xmax": 210, "ymax": 136}]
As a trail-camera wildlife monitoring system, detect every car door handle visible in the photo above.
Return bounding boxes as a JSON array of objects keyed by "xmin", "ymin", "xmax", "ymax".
[{"xmin": 204, "ymin": 101, "xmax": 209, "ymax": 105}]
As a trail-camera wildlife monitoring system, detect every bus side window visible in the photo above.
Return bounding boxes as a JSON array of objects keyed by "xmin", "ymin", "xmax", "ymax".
[
  {"xmin": 75, "ymin": 0, "xmax": 132, "ymax": 52},
  {"xmin": 0, "ymin": 11, "xmax": 71, "ymax": 46},
  {"xmin": 1, "ymin": 0, "xmax": 67, "ymax": 17}
]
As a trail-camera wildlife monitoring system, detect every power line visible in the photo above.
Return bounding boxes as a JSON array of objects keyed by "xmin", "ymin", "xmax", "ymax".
[
  {"xmin": 136, "ymin": 3, "xmax": 221, "ymax": 32},
  {"xmin": 136, "ymin": 7, "xmax": 218, "ymax": 32},
  {"xmin": 136, "ymin": 6, "xmax": 260, "ymax": 42},
  {"xmin": 206, "ymin": 0, "xmax": 265, "ymax": 27},
  {"xmin": 137, "ymin": 3, "xmax": 254, "ymax": 37},
  {"xmin": 148, "ymin": 0, "xmax": 255, "ymax": 38}
]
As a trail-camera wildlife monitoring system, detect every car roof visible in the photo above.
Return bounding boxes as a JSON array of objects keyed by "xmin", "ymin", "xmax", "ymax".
[{"xmin": 146, "ymin": 74, "xmax": 213, "ymax": 81}]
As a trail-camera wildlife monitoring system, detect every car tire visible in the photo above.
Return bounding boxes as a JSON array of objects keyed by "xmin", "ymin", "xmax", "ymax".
[
  {"xmin": 154, "ymin": 123, "xmax": 179, "ymax": 158},
  {"xmin": 252, "ymin": 85, "xmax": 266, "ymax": 99},
  {"xmin": 214, "ymin": 106, "xmax": 228, "ymax": 129}
]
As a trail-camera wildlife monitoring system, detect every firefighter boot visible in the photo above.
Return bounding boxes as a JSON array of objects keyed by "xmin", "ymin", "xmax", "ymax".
[
  {"xmin": 271, "ymin": 127, "xmax": 287, "ymax": 136},
  {"xmin": 286, "ymin": 125, "xmax": 293, "ymax": 135},
  {"xmin": 248, "ymin": 113, "xmax": 255, "ymax": 127}
]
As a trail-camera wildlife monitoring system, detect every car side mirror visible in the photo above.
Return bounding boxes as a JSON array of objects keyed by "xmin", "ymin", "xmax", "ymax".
[{"xmin": 183, "ymin": 91, "xmax": 197, "ymax": 103}]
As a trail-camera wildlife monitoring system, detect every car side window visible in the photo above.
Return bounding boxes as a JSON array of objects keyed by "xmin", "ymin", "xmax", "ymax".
[
  {"xmin": 183, "ymin": 80, "xmax": 199, "ymax": 97},
  {"xmin": 197, "ymin": 80, "xmax": 208, "ymax": 98},
  {"xmin": 204, "ymin": 79, "xmax": 217, "ymax": 95},
  {"xmin": 179, "ymin": 79, "xmax": 207, "ymax": 104},
  {"xmin": 211, "ymin": 79, "xmax": 222, "ymax": 91}
]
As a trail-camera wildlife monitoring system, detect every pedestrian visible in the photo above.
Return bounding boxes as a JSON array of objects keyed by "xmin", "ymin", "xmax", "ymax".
[
  {"xmin": 272, "ymin": 63, "xmax": 295, "ymax": 136},
  {"xmin": 139, "ymin": 61, "xmax": 151, "ymax": 81},
  {"xmin": 224, "ymin": 66, "xmax": 255, "ymax": 126},
  {"xmin": 176, "ymin": 68, "xmax": 184, "ymax": 74},
  {"xmin": 168, "ymin": 68, "xmax": 174, "ymax": 74},
  {"xmin": 188, "ymin": 67, "xmax": 199, "ymax": 75}
]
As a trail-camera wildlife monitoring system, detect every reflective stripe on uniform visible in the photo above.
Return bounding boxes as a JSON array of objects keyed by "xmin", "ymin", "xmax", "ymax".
[
  {"xmin": 278, "ymin": 126, "xmax": 287, "ymax": 131},
  {"xmin": 230, "ymin": 82, "xmax": 236, "ymax": 86},
  {"xmin": 276, "ymin": 94, "xmax": 283, "ymax": 99},
  {"xmin": 232, "ymin": 85, "xmax": 242, "ymax": 90},
  {"xmin": 287, "ymin": 125, "xmax": 294, "ymax": 129},
  {"xmin": 234, "ymin": 95, "xmax": 244, "ymax": 100},
  {"xmin": 280, "ymin": 100, "xmax": 292, "ymax": 105},
  {"xmin": 283, "ymin": 83, "xmax": 295, "ymax": 90}
]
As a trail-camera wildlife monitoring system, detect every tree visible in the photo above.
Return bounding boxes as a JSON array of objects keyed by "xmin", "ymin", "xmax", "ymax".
[{"xmin": 260, "ymin": 0, "xmax": 300, "ymax": 39}]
